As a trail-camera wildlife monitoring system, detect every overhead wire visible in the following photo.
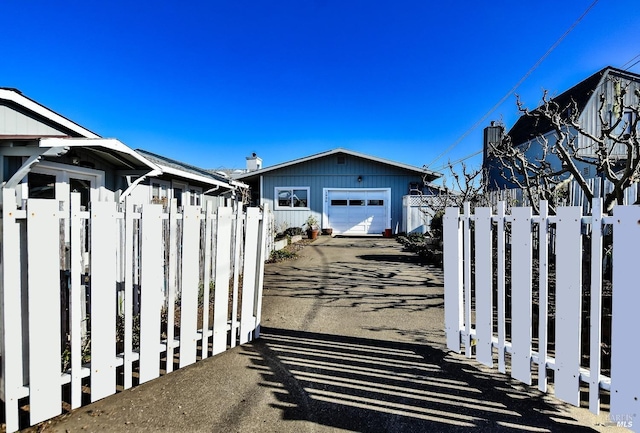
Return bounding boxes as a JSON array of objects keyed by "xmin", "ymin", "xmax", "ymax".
[
  {"xmin": 625, "ymin": 57, "xmax": 640, "ymax": 70},
  {"xmin": 621, "ymin": 52, "xmax": 640, "ymax": 70},
  {"xmin": 426, "ymin": 0, "xmax": 601, "ymax": 170}
]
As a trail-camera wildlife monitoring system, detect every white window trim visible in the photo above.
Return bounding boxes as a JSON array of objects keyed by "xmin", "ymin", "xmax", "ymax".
[
  {"xmin": 274, "ymin": 186, "xmax": 310, "ymax": 210},
  {"xmin": 172, "ymin": 180, "xmax": 188, "ymax": 208},
  {"xmin": 189, "ymin": 186, "xmax": 202, "ymax": 206},
  {"xmin": 150, "ymin": 179, "xmax": 171, "ymax": 206},
  {"xmin": 23, "ymin": 160, "xmax": 105, "ymax": 203}
]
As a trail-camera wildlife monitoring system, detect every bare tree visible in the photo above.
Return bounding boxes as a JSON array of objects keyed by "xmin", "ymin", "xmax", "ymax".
[
  {"xmin": 489, "ymin": 81, "xmax": 640, "ymax": 213},
  {"xmin": 416, "ymin": 163, "xmax": 493, "ymax": 236}
]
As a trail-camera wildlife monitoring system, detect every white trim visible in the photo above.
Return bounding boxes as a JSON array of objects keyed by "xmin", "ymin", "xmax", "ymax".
[
  {"xmin": 259, "ymin": 175, "xmax": 264, "ymax": 207},
  {"xmin": 274, "ymin": 186, "xmax": 310, "ymax": 210},
  {"xmin": 323, "ymin": 187, "xmax": 391, "ymax": 234},
  {"xmin": 27, "ymin": 160, "xmax": 105, "ymax": 203},
  {"xmin": 235, "ymin": 148, "xmax": 439, "ymax": 180},
  {"xmin": 172, "ymin": 180, "xmax": 189, "ymax": 207},
  {"xmin": 188, "ymin": 186, "xmax": 202, "ymax": 206},
  {"xmin": 161, "ymin": 165, "xmax": 246, "ymax": 190},
  {"xmin": 150, "ymin": 179, "xmax": 171, "ymax": 206},
  {"xmin": 39, "ymin": 138, "xmax": 161, "ymax": 172},
  {"xmin": 0, "ymin": 88, "xmax": 100, "ymax": 138}
]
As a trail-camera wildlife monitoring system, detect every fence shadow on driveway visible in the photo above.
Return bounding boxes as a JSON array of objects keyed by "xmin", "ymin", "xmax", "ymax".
[{"xmin": 243, "ymin": 327, "xmax": 598, "ymax": 432}]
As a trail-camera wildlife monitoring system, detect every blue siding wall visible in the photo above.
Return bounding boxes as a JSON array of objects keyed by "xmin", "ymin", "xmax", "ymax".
[{"xmin": 257, "ymin": 154, "xmax": 425, "ymax": 233}]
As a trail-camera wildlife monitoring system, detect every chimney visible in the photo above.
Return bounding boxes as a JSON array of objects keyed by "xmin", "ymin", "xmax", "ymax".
[
  {"xmin": 246, "ymin": 153, "xmax": 262, "ymax": 172},
  {"xmin": 483, "ymin": 122, "xmax": 504, "ymax": 162}
]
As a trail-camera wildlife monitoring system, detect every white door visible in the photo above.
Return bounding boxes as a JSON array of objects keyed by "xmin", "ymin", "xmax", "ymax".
[{"xmin": 325, "ymin": 189, "xmax": 390, "ymax": 235}]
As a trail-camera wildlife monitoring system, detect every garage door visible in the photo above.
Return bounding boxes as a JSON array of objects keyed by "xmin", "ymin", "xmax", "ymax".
[{"xmin": 326, "ymin": 189, "xmax": 390, "ymax": 235}]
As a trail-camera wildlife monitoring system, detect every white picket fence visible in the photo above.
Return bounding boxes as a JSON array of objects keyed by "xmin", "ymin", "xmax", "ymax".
[
  {"xmin": 444, "ymin": 200, "xmax": 639, "ymax": 429},
  {"xmin": 0, "ymin": 190, "xmax": 268, "ymax": 432}
]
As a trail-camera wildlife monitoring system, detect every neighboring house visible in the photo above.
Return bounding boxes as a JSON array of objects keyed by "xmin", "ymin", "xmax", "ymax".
[
  {"xmin": 0, "ymin": 87, "xmax": 244, "ymax": 209},
  {"xmin": 483, "ymin": 66, "xmax": 640, "ymax": 190},
  {"xmin": 234, "ymin": 148, "xmax": 441, "ymax": 235},
  {"xmin": 133, "ymin": 149, "xmax": 247, "ymax": 210}
]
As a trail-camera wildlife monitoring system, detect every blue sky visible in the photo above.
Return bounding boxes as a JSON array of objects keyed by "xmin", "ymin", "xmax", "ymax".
[{"xmin": 3, "ymin": 1, "xmax": 639, "ymax": 177}]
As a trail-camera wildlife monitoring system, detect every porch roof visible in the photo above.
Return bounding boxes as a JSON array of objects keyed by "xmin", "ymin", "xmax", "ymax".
[{"xmin": 39, "ymin": 137, "xmax": 161, "ymax": 172}]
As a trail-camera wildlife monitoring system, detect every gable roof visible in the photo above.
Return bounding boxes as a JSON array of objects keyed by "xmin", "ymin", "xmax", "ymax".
[
  {"xmin": 0, "ymin": 87, "xmax": 100, "ymax": 138},
  {"xmin": 507, "ymin": 66, "xmax": 640, "ymax": 145},
  {"xmin": 234, "ymin": 148, "xmax": 441, "ymax": 181},
  {"xmin": 136, "ymin": 148, "xmax": 247, "ymax": 190}
]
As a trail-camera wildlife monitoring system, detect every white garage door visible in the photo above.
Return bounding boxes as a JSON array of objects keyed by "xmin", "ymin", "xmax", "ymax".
[{"xmin": 325, "ymin": 189, "xmax": 390, "ymax": 235}]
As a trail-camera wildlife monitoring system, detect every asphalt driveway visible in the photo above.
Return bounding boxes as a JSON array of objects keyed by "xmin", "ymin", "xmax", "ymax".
[{"xmin": 44, "ymin": 236, "xmax": 618, "ymax": 432}]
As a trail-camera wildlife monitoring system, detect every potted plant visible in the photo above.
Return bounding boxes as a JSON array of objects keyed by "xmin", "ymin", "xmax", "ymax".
[{"xmin": 304, "ymin": 215, "xmax": 320, "ymax": 240}]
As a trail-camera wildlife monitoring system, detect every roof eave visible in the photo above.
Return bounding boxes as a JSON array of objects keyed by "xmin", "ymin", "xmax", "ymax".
[
  {"xmin": 235, "ymin": 148, "xmax": 441, "ymax": 180},
  {"xmin": 0, "ymin": 88, "xmax": 101, "ymax": 139},
  {"xmin": 158, "ymin": 165, "xmax": 247, "ymax": 190}
]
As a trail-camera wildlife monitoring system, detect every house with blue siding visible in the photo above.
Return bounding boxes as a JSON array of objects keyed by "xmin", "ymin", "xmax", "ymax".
[
  {"xmin": 234, "ymin": 149, "xmax": 441, "ymax": 236},
  {"xmin": 483, "ymin": 66, "xmax": 640, "ymax": 191},
  {"xmin": 0, "ymin": 87, "xmax": 245, "ymax": 210}
]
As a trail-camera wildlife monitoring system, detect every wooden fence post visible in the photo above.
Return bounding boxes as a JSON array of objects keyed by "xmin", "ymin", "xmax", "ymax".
[
  {"xmin": 213, "ymin": 207, "xmax": 233, "ymax": 356},
  {"xmin": 27, "ymin": 199, "xmax": 62, "ymax": 424},
  {"xmin": 496, "ymin": 201, "xmax": 507, "ymax": 373},
  {"xmin": 462, "ymin": 203, "xmax": 472, "ymax": 358},
  {"xmin": 254, "ymin": 203, "xmax": 269, "ymax": 339},
  {"xmin": 510, "ymin": 207, "xmax": 533, "ymax": 385},
  {"xmin": 610, "ymin": 205, "xmax": 640, "ymax": 422},
  {"xmin": 139, "ymin": 203, "xmax": 163, "ymax": 383},
  {"xmin": 537, "ymin": 200, "xmax": 549, "ymax": 393},
  {"xmin": 70, "ymin": 193, "xmax": 83, "ymax": 408},
  {"xmin": 240, "ymin": 207, "xmax": 260, "ymax": 344},
  {"xmin": 554, "ymin": 206, "xmax": 583, "ymax": 406},
  {"xmin": 179, "ymin": 205, "xmax": 202, "ymax": 368},
  {"xmin": 90, "ymin": 201, "xmax": 118, "ymax": 401},
  {"xmin": 589, "ymin": 199, "xmax": 603, "ymax": 414},
  {"xmin": 1, "ymin": 188, "xmax": 23, "ymax": 432},
  {"xmin": 474, "ymin": 207, "xmax": 493, "ymax": 367},
  {"xmin": 444, "ymin": 206, "xmax": 463, "ymax": 353}
]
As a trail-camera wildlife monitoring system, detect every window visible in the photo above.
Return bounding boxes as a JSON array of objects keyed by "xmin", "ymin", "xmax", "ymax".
[
  {"xmin": 275, "ymin": 187, "xmax": 309, "ymax": 209},
  {"xmin": 171, "ymin": 181, "xmax": 202, "ymax": 207},
  {"xmin": 151, "ymin": 180, "xmax": 170, "ymax": 206},
  {"xmin": 613, "ymin": 110, "xmax": 636, "ymax": 137},
  {"xmin": 368, "ymin": 199, "xmax": 384, "ymax": 206},
  {"xmin": 337, "ymin": 156, "xmax": 346, "ymax": 165},
  {"xmin": 330, "ymin": 199, "xmax": 348, "ymax": 206},
  {"xmin": 28, "ymin": 172, "xmax": 56, "ymax": 199},
  {"xmin": 189, "ymin": 187, "xmax": 202, "ymax": 206},
  {"xmin": 70, "ymin": 178, "xmax": 91, "ymax": 208}
]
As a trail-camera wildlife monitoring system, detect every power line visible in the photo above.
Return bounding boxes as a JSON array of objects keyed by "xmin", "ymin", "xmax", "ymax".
[
  {"xmin": 625, "ymin": 57, "xmax": 640, "ymax": 71},
  {"xmin": 622, "ymin": 52, "xmax": 640, "ymax": 69},
  {"xmin": 432, "ymin": 149, "xmax": 483, "ymax": 173},
  {"xmin": 437, "ymin": 42, "xmax": 637, "ymax": 175},
  {"xmin": 426, "ymin": 0, "xmax": 601, "ymax": 169}
]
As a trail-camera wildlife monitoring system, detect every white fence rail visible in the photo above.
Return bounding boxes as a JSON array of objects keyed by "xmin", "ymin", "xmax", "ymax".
[
  {"xmin": 0, "ymin": 191, "xmax": 268, "ymax": 432},
  {"xmin": 489, "ymin": 179, "xmax": 640, "ymax": 213},
  {"xmin": 444, "ymin": 200, "xmax": 639, "ymax": 429}
]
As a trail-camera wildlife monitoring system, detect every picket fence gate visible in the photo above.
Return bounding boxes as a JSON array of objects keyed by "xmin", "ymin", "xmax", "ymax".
[
  {"xmin": 0, "ymin": 191, "xmax": 268, "ymax": 432},
  {"xmin": 444, "ymin": 200, "xmax": 639, "ymax": 429}
]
